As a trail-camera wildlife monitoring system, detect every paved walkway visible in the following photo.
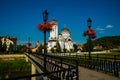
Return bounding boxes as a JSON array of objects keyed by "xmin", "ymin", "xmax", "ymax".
[
  {"xmin": 27, "ymin": 53, "xmax": 120, "ymax": 80},
  {"xmin": 78, "ymin": 67, "xmax": 120, "ymax": 80}
]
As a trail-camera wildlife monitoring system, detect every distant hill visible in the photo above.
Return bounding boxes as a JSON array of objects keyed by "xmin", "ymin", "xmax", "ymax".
[{"xmin": 92, "ymin": 36, "xmax": 120, "ymax": 49}]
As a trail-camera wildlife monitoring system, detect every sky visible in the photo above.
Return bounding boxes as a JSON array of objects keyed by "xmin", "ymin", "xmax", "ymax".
[{"xmin": 0, "ymin": 0, "xmax": 120, "ymax": 46}]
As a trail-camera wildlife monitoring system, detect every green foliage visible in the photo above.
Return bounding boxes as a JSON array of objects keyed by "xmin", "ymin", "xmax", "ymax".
[
  {"xmin": 51, "ymin": 47, "xmax": 55, "ymax": 53},
  {"xmin": 16, "ymin": 45, "xmax": 26, "ymax": 53},
  {"xmin": 0, "ymin": 59, "xmax": 31, "ymax": 73},
  {"xmin": 73, "ymin": 44, "xmax": 78, "ymax": 52},
  {"xmin": 56, "ymin": 40, "xmax": 61, "ymax": 53},
  {"xmin": 93, "ymin": 36, "xmax": 120, "ymax": 49},
  {"xmin": 2, "ymin": 42, "xmax": 7, "ymax": 52},
  {"xmin": 83, "ymin": 39, "xmax": 94, "ymax": 51},
  {"xmin": 8, "ymin": 43, "xmax": 14, "ymax": 52},
  {"xmin": 38, "ymin": 44, "xmax": 43, "ymax": 54},
  {"xmin": 0, "ymin": 59, "xmax": 31, "ymax": 79},
  {"xmin": 0, "ymin": 40, "xmax": 2, "ymax": 51},
  {"xmin": 83, "ymin": 36, "xmax": 120, "ymax": 51}
]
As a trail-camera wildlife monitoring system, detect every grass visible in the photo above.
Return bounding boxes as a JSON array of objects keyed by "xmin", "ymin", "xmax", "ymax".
[{"xmin": 0, "ymin": 59, "xmax": 31, "ymax": 79}]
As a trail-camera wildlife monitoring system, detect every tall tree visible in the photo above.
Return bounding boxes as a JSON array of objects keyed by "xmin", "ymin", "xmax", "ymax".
[
  {"xmin": 56, "ymin": 40, "xmax": 61, "ymax": 53},
  {"xmin": 0, "ymin": 40, "xmax": 2, "ymax": 52},
  {"xmin": 38, "ymin": 44, "xmax": 43, "ymax": 54},
  {"xmin": 8, "ymin": 43, "xmax": 14, "ymax": 53},
  {"xmin": 73, "ymin": 44, "xmax": 78, "ymax": 52}
]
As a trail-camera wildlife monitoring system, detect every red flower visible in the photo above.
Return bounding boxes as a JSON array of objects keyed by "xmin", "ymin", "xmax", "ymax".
[
  {"xmin": 84, "ymin": 28, "xmax": 96, "ymax": 39},
  {"xmin": 37, "ymin": 23, "xmax": 53, "ymax": 31},
  {"xmin": 49, "ymin": 20, "xmax": 56, "ymax": 26},
  {"xmin": 90, "ymin": 32, "xmax": 96, "ymax": 39},
  {"xmin": 27, "ymin": 42, "xmax": 31, "ymax": 47},
  {"xmin": 45, "ymin": 42, "xmax": 48, "ymax": 45}
]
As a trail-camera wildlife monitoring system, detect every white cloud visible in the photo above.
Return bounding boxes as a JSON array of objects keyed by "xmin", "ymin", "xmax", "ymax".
[
  {"xmin": 96, "ymin": 28, "xmax": 105, "ymax": 31},
  {"xmin": 106, "ymin": 25, "xmax": 113, "ymax": 28},
  {"xmin": 99, "ymin": 31, "xmax": 104, "ymax": 34},
  {"xmin": 96, "ymin": 27, "xmax": 105, "ymax": 34},
  {"xmin": 96, "ymin": 25, "xmax": 113, "ymax": 34}
]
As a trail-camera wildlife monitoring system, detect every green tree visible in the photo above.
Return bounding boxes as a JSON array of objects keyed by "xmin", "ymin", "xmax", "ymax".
[
  {"xmin": 92, "ymin": 36, "xmax": 120, "ymax": 50},
  {"xmin": 17, "ymin": 45, "xmax": 26, "ymax": 53},
  {"xmin": 73, "ymin": 44, "xmax": 78, "ymax": 52},
  {"xmin": 2, "ymin": 43, "xmax": 7, "ymax": 52},
  {"xmin": 8, "ymin": 43, "xmax": 14, "ymax": 53},
  {"xmin": 51, "ymin": 47, "xmax": 55, "ymax": 53},
  {"xmin": 83, "ymin": 39, "xmax": 94, "ymax": 52},
  {"xmin": 56, "ymin": 40, "xmax": 61, "ymax": 53},
  {"xmin": 0, "ymin": 40, "xmax": 2, "ymax": 52},
  {"xmin": 38, "ymin": 44, "xmax": 43, "ymax": 54}
]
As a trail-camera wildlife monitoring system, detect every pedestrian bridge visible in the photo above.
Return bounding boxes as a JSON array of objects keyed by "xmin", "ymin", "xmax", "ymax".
[
  {"xmin": 3, "ymin": 53, "xmax": 120, "ymax": 80},
  {"xmin": 5, "ymin": 53, "xmax": 78, "ymax": 80}
]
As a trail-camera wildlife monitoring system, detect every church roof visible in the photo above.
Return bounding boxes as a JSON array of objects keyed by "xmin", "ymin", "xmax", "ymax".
[
  {"xmin": 61, "ymin": 27, "xmax": 70, "ymax": 33},
  {"xmin": 48, "ymin": 40, "xmax": 57, "ymax": 42}
]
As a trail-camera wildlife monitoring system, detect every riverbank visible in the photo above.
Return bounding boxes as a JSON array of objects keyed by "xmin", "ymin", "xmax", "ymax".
[
  {"xmin": 0, "ymin": 54, "xmax": 31, "ymax": 79},
  {"xmin": 0, "ymin": 54, "xmax": 25, "ymax": 60}
]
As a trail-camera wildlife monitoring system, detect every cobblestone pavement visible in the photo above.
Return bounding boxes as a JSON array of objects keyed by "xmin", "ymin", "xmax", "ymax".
[{"xmin": 78, "ymin": 67, "xmax": 120, "ymax": 80}]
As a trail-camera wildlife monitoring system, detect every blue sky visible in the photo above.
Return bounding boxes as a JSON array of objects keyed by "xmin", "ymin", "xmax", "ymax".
[{"xmin": 0, "ymin": 0, "xmax": 120, "ymax": 46}]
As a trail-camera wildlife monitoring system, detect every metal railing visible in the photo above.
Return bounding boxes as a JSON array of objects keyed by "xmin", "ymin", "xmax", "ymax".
[
  {"xmin": 4, "ymin": 53, "xmax": 78, "ymax": 80},
  {"xmin": 71, "ymin": 54, "xmax": 120, "ymax": 77},
  {"xmin": 33, "ymin": 53, "xmax": 79, "ymax": 80}
]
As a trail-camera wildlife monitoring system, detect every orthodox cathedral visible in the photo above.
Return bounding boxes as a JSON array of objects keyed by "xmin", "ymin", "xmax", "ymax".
[{"xmin": 47, "ymin": 20, "xmax": 74, "ymax": 53}]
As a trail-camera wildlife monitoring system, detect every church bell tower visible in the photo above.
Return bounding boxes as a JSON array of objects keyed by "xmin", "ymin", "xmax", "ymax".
[{"xmin": 49, "ymin": 20, "xmax": 58, "ymax": 40}]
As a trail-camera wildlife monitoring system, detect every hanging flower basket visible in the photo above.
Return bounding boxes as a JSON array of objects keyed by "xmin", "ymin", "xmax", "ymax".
[
  {"xmin": 84, "ymin": 28, "xmax": 96, "ymax": 39},
  {"xmin": 27, "ymin": 42, "xmax": 32, "ymax": 47},
  {"xmin": 37, "ymin": 23, "xmax": 53, "ymax": 31},
  {"xmin": 37, "ymin": 20, "xmax": 56, "ymax": 32}
]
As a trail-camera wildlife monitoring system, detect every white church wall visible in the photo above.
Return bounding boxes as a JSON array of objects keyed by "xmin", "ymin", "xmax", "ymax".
[{"xmin": 48, "ymin": 20, "xmax": 74, "ymax": 53}]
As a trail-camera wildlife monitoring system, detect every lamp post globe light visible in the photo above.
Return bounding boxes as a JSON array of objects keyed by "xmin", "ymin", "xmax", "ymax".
[
  {"xmin": 87, "ymin": 18, "xmax": 92, "ymax": 28},
  {"xmin": 83, "ymin": 18, "xmax": 96, "ymax": 68},
  {"xmin": 43, "ymin": 10, "xmax": 48, "ymax": 23}
]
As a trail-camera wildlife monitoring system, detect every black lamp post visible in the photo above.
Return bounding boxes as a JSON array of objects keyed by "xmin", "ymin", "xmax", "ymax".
[
  {"xmin": 84, "ymin": 18, "xmax": 96, "ymax": 68},
  {"xmin": 43, "ymin": 10, "xmax": 48, "ymax": 72},
  {"xmin": 87, "ymin": 18, "xmax": 92, "ymax": 66},
  {"xmin": 27, "ymin": 37, "xmax": 31, "ymax": 53}
]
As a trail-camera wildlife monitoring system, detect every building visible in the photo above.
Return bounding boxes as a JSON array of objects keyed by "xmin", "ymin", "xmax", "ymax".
[
  {"xmin": 0, "ymin": 36, "xmax": 17, "ymax": 51},
  {"xmin": 47, "ymin": 20, "xmax": 74, "ymax": 53},
  {"xmin": 93, "ymin": 45, "xmax": 103, "ymax": 50}
]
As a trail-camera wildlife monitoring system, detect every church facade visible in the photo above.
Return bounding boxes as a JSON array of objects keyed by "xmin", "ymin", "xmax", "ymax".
[{"xmin": 47, "ymin": 20, "xmax": 74, "ymax": 53}]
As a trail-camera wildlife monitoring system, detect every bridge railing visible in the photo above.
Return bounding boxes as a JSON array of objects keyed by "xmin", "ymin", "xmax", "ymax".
[
  {"xmin": 32, "ymin": 53, "xmax": 78, "ymax": 80},
  {"xmin": 4, "ymin": 53, "xmax": 78, "ymax": 80},
  {"xmin": 70, "ymin": 54, "xmax": 120, "ymax": 77}
]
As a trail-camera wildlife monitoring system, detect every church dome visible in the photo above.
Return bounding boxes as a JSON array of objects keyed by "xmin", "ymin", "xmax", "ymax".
[
  {"xmin": 61, "ymin": 27, "xmax": 70, "ymax": 34},
  {"xmin": 60, "ymin": 27, "xmax": 70, "ymax": 39}
]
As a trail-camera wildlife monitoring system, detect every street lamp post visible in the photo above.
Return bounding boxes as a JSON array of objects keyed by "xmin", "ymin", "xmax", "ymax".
[
  {"xmin": 83, "ymin": 18, "xmax": 96, "ymax": 68},
  {"xmin": 37, "ymin": 10, "xmax": 53, "ymax": 72},
  {"xmin": 43, "ymin": 10, "xmax": 48, "ymax": 72},
  {"xmin": 87, "ymin": 18, "xmax": 92, "ymax": 63},
  {"xmin": 27, "ymin": 37, "xmax": 31, "ymax": 53}
]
